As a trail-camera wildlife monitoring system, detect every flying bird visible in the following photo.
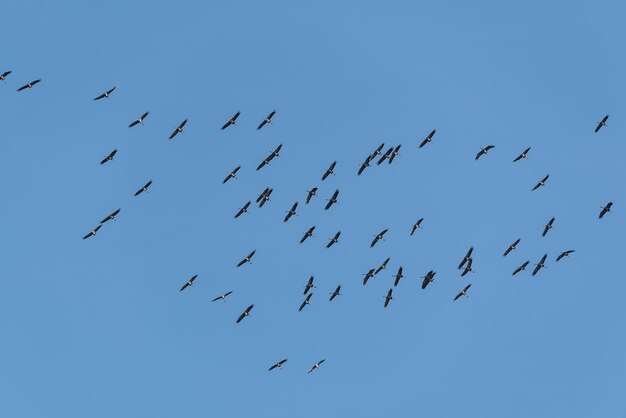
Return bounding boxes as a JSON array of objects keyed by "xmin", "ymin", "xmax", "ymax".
[
  {"xmin": 299, "ymin": 293, "xmax": 313, "ymax": 312},
  {"xmin": 324, "ymin": 189, "xmax": 339, "ymax": 210},
  {"xmin": 599, "ymin": 202, "xmax": 613, "ymax": 219},
  {"xmin": 595, "ymin": 114, "xmax": 609, "ymax": 133},
  {"xmin": 503, "ymin": 238, "xmax": 521, "ymax": 257},
  {"xmin": 128, "ymin": 111, "xmax": 149, "ymax": 128},
  {"xmin": 370, "ymin": 143, "xmax": 385, "ymax": 159},
  {"xmin": 256, "ymin": 144, "xmax": 283, "ymax": 171},
  {"xmin": 234, "ymin": 201, "xmax": 251, "ymax": 218},
  {"xmin": 268, "ymin": 358, "xmax": 288, "ymax": 371},
  {"xmin": 221, "ymin": 111, "xmax": 241, "ymax": 130},
  {"xmin": 257, "ymin": 110, "xmax": 276, "ymax": 130},
  {"xmin": 460, "ymin": 258, "xmax": 474, "ymax": 277},
  {"xmin": 388, "ymin": 145, "xmax": 402, "ymax": 164},
  {"xmin": 374, "ymin": 257, "xmax": 391, "ymax": 275},
  {"xmin": 237, "ymin": 250, "xmax": 256, "ymax": 267},
  {"xmin": 0, "ymin": 71, "xmax": 12, "ymax": 81},
  {"xmin": 300, "ymin": 226, "xmax": 316, "ymax": 244},
  {"xmin": 169, "ymin": 119, "xmax": 188, "ymax": 140},
  {"xmin": 512, "ymin": 261, "xmax": 530, "ymax": 276},
  {"xmin": 329, "ymin": 286, "xmax": 341, "ymax": 301},
  {"xmin": 421, "ymin": 270, "xmax": 436, "ymax": 289},
  {"xmin": 410, "ymin": 218, "xmax": 423, "ymax": 236},
  {"xmin": 377, "ymin": 147, "xmax": 394, "ymax": 165},
  {"xmin": 419, "ymin": 129, "xmax": 436, "ymax": 148},
  {"xmin": 362, "ymin": 268, "xmax": 376, "ymax": 285},
  {"xmin": 458, "ymin": 246, "xmax": 474, "ymax": 270},
  {"xmin": 370, "ymin": 229, "xmax": 388, "ymax": 248},
  {"xmin": 236, "ymin": 304, "xmax": 254, "ymax": 323},
  {"xmin": 307, "ymin": 359, "xmax": 325, "ymax": 374},
  {"xmin": 513, "ymin": 147, "xmax": 531, "ymax": 162},
  {"xmin": 258, "ymin": 188, "xmax": 273, "ymax": 208},
  {"xmin": 303, "ymin": 276, "xmax": 316, "ymax": 294},
  {"xmin": 100, "ymin": 208, "xmax": 121, "ymax": 224},
  {"xmin": 475, "ymin": 145, "xmax": 495, "ymax": 160},
  {"xmin": 305, "ymin": 187, "xmax": 318, "ymax": 204},
  {"xmin": 383, "ymin": 288, "xmax": 394, "ymax": 308},
  {"xmin": 357, "ymin": 155, "xmax": 372, "ymax": 176},
  {"xmin": 17, "ymin": 79, "xmax": 41, "ymax": 91},
  {"xmin": 212, "ymin": 291, "xmax": 233, "ymax": 302},
  {"xmin": 532, "ymin": 174, "xmax": 550, "ymax": 191},
  {"xmin": 542, "ymin": 217, "xmax": 555, "ymax": 237},
  {"xmin": 100, "ymin": 149, "xmax": 117, "ymax": 165},
  {"xmin": 82, "ymin": 225, "xmax": 102, "ymax": 240},
  {"xmin": 393, "ymin": 267, "xmax": 404, "ymax": 287},
  {"xmin": 256, "ymin": 187, "xmax": 271, "ymax": 204},
  {"xmin": 284, "ymin": 201, "xmax": 299, "ymax": 222},
  {"xmin": 93, "ymin": 86, "xmax": 116, "ymax": 100},
  {"xmin": 223, "ymin": 165, "xmax": 241, "ymax": 184},
  {"xmin": 321, "ymin": 161, "xmax": 337, "ymax": 181},
  {"xmin": 179, "ymin": 275, "xmax": 198, "ymax": 292},
  {"xmin": 556, "ymin": 250, "xmax": 575, "ymax": 262},
  {"xmin": 453, "ymin": 284, "xmax": 472, "ymax": 301},
  {"xmin": 326, "ymin": 231, "xmax": 341, "ymax": 248},
  {"xmin": 134, "ymin": 180, "xmax": 153, "ymax": 196},
  {"xmin": 532, "ymin": 254, "xmax": 548, "ymax": 276}
]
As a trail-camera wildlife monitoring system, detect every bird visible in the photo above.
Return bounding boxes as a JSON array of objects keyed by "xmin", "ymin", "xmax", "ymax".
[
  {"xmin": 307, "ymin": 359, "xmax": 325, "ymax": 374},
  {"xmin": 169, "ymin": 118, "xmax": 188, "ymax": 140},
  {"xmin": 221, "ymin": 111, "xmax": 240, "ymax": 130},
  {"xmin": 513, "ymin": 147, "xmax": 531, "ymax": 162},
  {"xmin": 460, "ymin": 258, "xmax": 473, "ymax": 277},
  {"xmin": 100, "ymin": 208, "xmax": 121, "ymax": 224},
  {"xmin": 326, "ymin": 231, "xmax": 341, "ymax": 248},
  {"xmin": 236, "ymin": 250, "xmax": 256, "ymax": 267},
  {"xmin": 532, "ymin": 254, "xmax": 548, "ymax": 276},
  {"xmin": 393, "ymin": 267, "xmax": 404, "ymax": 286},
  {"xmin": 299, "ymin": 293, "xmax": 313, "ymax": 312},
  {"xmin": 453, "ymin": 284, "xmax": 472, "ymax": 301},
  {"xmin": 377, "ymin": 147, "xmax": 394, "ymax": 165},
  {"xmin": 388, "ymin": 145, "xmax": 402, "ymax": 164},
  {"xmin": 599, "ymin": 202, "xmax": 613, "ymax": 219},
  {"xmin": 383, "ymin": 288, "xmax": 394, "ymax": 308},
  {"xmin": 0, "ymin": 71, "xmax": 11, "ymax": 81},
  {"xmin": 475, "ymin": 145, "xmax": 495, "ymax": 160},
  {"xmin": 321, "ymin": 161, "xmax": 337, "ymax": 180},
  {"xmin": 374, "ymin": 257, "xmax": 391, "ymax": 275},
  {"xmin": 223, "ymin": 165, "xmax": 241, "ymax": 184},
  {"xmin": 458, "ymin": 246, "xmax": 474, "ymax": 270},
  {"xmin": 284, "ymin": 202, "xmax": 299, "ymax": 222},
  {"xmin": 82, "ymin": 225, "xmax": 102, "ymax": 240},
  {"xmin": 595, "ymin": 114, "xmax": 609, "ymax": 133},
  {"xmin": 503, "ymin": 238, "xmax": 521, "ymax": 257},
  {"xmin": 179, "ymin": 275, "xmax": 198, "ymax": 292},
  {"xmin": 300, "ymin": 226, "xmax": 316, "ymax": 244},
  {"xmin": 256, "ymin": 144, "xmax": 283, "ymax": 171},
  {"xmin": 211, "ymin": 291, "xmax": 233, "ymax": 302},
  {"xmin": 258, "ymin": 188, "xmax": 273, "ymax": 208},
  {"xmin": 268, "ymin": 358, "xmax": 288, "ymax": 371},
  {"xmin": 532, "ymin": 174, "xmax": 550, "ymax": 191},
  {"xmin": 305, "ymin": 187, "xmax": 318, "ymax": 204},
  {"xmin": 556, "ymin": 250, "xmax": 575, "ymax": 262},
  {"xmin": 234, "ymin": 201, "xmax": 251, "ymax": 218},
  {"xmin": 257, "ymin": 110, "xmax": 276, "ymax": 130},
  {"xmin": 370, "ymin": 229, "xmax": 388, "ymax": 248},
  {"xmin": 256, "ymin": 187, "xmax": 271, "ymax": 204},
  {"xmin": 362, "ymin": 268, "xmax": 376, "ymax": 285},
  {"xmin": 303, "ymin": 276, "xmax": 316, "ymax": 294},
  {"xmin": 128, "ymin": 111, "xmax": 149, "ymax": 128},
  {"xmin": 542, "ymin": 217, "xmax": 555, "ymax": 237},
  {"xmin": 357, "ymin": 155, "xmax": 372, "ymax": 176},
  {"xmin": 93, "ymin": 86, "xmax": 116, "ymax": 100},
  {"xmin": 329, "ymin": 286, "xmax": 341, "ymax": 301},
  {"xmin": 236, "ymin": 304, "xmax": 254, "ymax": 323},
  {"xmin": 100, "ymin": 149, "xmax": 117, "ymax": 165},
  {"xmin": 16, "ymin": 79, "xmax": 41, "ymax": 92},
  {"xmin": 134, "ymin": 180, "xmax": 153, "ymax": 196},
  {"xmin": 324, "ymin": 189, "xmax": 339, "ymax": 210},
  {"xmin": 512, "ymin": 261, "xmax": 530, "ymax": 276},
  {"xmin": 370, "ymin": 143, "xmax": 385, "ymax": 159},
  {"xmin": 410, "ymin": 218, "xmax": 424, "ymax": 236},
  {"xmin": 419, "ymin": 129, "xmax": 436, "ymax": 148},
  {"xmin": 421, "ymin": 270, "xmax": 436, "ymax": 289}
]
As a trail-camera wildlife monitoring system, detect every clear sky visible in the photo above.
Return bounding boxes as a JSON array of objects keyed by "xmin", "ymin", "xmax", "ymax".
[{"xmin": 1, "ymin": 1, "xmax": 625, "ymax": 417}]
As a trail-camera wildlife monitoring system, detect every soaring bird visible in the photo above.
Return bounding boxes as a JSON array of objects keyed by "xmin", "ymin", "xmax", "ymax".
[
  {"xmin": 305, "ymin": 187, "xmax": 318, "ymax": 204},
  {"xmin": 169, "ymin": 119, "xmax": 188, "ymax": 140},
  {"xmin": 357, "ymin": 155, "xmax": 372, "ymax": 176},
  {"xmin": 410, "ymin": 218, "xmax": 423, "ymax": 236},
  {"xmin": 374, "ymin": 257, "xmax": 391, "ymax": 275},
  {"xmin": 0, "ymin": 71, "xmax": 11, "ymax": 81},
  {"xmin": 556, "ymin": 250, "xmax": 575, "ymax": 262},
  {"xmin": 475, "ymin": 145, "xmax": 495, "ymax": 160},
  {"xmin": 370, "ymin": 143, "xmax": 385, "ymax": 159},
  {"xmin": 303, "ymin": 276, "xmax": 316, "ymax": 294},
  {"xmin": 453, "ymin": 284, "xmax": 472, "ymax": 301},
  {"xmin": 388, "ymin": 145, "xmax": 402, "ymax": 164},
  {"xmin": 134, "ymin": 180, "xmax": 153, "ymax": 196},
  {"xmin": 236, "ymin": 304, "xmax": 254, "ymax": 323},
  {"xmin": 377, "ymin": 147, "xmax": 394, "ymax": 165},
  {"xmin": 234, "ymin": 201, "xmax": 251, "ymax": 218},
  {"xmin": 458, "ymin": 246, "xmax": 474, "ymax": 270},
  {"xmin": 268, "ymin": 358, "xmax": 288, "ymax": 371},
  {"xmin": 421, "ymin": 270, "xmax": 436, "ymax": 289},
  {"xmin": 542, "ymin": 217, "xmax": 555, "ymax": 237},
  {"xmin": 324, "ymin": 189, "xmax": 339, "ymax": 210},
  {"xmin": 299, "ymin": 293, "xmax": 313, "ymax": 312},
  {"xmin": 223, "ymin": 165, "xmax": 241, "ymax": 184},
  {"xmin": 393, "ymin": 267, "xmax": 404, "ymax": 287},
  {"xmin": 362, "ymin": 268, "xmax": 376, "ymax": 285},
  {"xmin": 300, "ymin": 226, "xmax": 316, "ymax": 244},
  {"xmin": 599, "ymin": 202, "xmax": 613, "ymax": 219},
  {"xmin": 129, "ymin": 111, "xmax": 149, "ymax": 128},
  {"xmin": 532, "ymin": 175, "xmax": 550, "ymax": 191},
  {"xmin": 532, "ymin": 254, "xmax": 548, "ymax": 276},
  {"xmin": 82, "ymin": 225, "xmax": 102, "ymax": 240},
  {"xmin": 237, "ymin": 250, "xmax": 256, "ymax": 267},
  {"xmin": 284, "ymin": 202, "xmax": 299, "ymax": 222},
  {"xmin": 419, "ymin": 129, "xmax": 436, "ymax": 148},
  {"xmin": 256, "ymin": 187, "xmax": 271, "ymax": 204},
  {"xmin": 93, "ymin": 86, "xmax": 116, "ymax": 100},
  {"xmin": 512, "ymin": 260, "xmax": 530, "ymax": 276},
  {"xmin": 308, "ymin": 359, "xmax": 325, "ymax": 374},
  {"xmin": 221, "ymin": 111, "xmax": 240, "ymax": 130},
  {"xmin": 258, "ymin": 188, "xmax": 273, "ymax": 208},
  {"xmin": 329, "ymin": 286, "xmax": 341, "ymax": 301},
  {"xmin": 370, "ymin": 229, "xmax": 388, "ymax": 248},
  {"xmin": 100, "ymin": 208, "xmax": 121, "ymax": 224},
  {"xmin": 326, "ymin": 231, "xmax": 341, "ymax": 248},
  {"xmin": 257, "ymin": 110, "xmax": 276, "ymax": 130},
  {"xmin": 212, "ymin": 291, "xmax": 233, "ymax": 302},
  {"xmin": 100, "ymin": 149, "xmax": 117, "ymax": 165},
  {"xmin": 383, "ymin": 288, "xmax": 394, "ymax": 308},
  {"xmin": 179, "ymin": 275, "xmax": 198, "ymax": 292},
  {"xmin": 17, "ymin": 79, "xmax": 41, "ymax": 91},
  {"xmin": 595, "ymin": 114, "xmax": 609, "ymax": 133},
  {"xmin": 256, "ymin": 144, "xmax": 283, "ymax": 171},
  {"xmin": 503, "ymin": 238, "xmax": 521, "ymax": 257},
  {"xmin": 513, "ymin": 147, "xmax": 531, "ymax": 162},
  {"xmin": 321, "ymin": 161, "xmax": 337, "ymax": 180},
  {"xmin": 460, "ymin": 258, "xmax": 474, "ymax": 277}
]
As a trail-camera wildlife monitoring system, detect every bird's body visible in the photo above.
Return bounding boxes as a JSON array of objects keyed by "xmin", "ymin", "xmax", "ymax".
[
  {"xmin": 377, "ymin": 147, "xmax": 394, "ymax": 165},
  {"xmin": 299, "ymin": 293, "xmax": 313, "ymax": 311},
  {"xmin": 329, "ymin": 286, "xmax": 341, "ymax": 301},
  {"xmin": 100, "ymin": 208, "xmax": 121, "ymax": 224},
  {"xmin": 322, "ymin": 161, "xmax": 337, "ymax": 181},
  {"xmin": 458, "ymin": 246, "xmax": 474, "ymax": 270},
  {"xmin": 512, "ymin": 260, "xmax": 530, "ymax": 276},
  {"xmin": 374, "ymin": 257, "xmax": 391, "ymax": 275},
  {"xmin": 237, "ymin": 250, "xmax": 256, "ymax": 267},
  {"xmin": 223, "ymin": 165, "xmax": 241, "ymax": 184},
  {"xmin": 257, "ymin": 110, "xmax": 276, "ymax": 130},
  {"xmin": 419, "ymin": 129, "xmax": 436, "ymax": 148},
  {"xmin": 258, "ymin": 188, "xmax": 273, "ymax": 208},
  {"xmin": 532, "ymin": 175, "xmax": 550, "ymax": 191},
  {"xmin": 100, "ymin": 149, "xmax": 117, "ymax": 165},
  {"xmin": 475, "ymin": 145, "xmax": 495, "ymax": 160},
  {"xmin": 221, "ymin": 111, "xmax": 240, "ymax": 130},
  {"xmin": 284, "ymin": 202, "xmax": 298, "ymax": 222},
  {"xmin": 388, "ymin": 145, "xmax": 402, "ymax": 164},
  {"xmin": 236, "ymin": 304, "xmax": 254, "ymax": 323},
  {"xmin": 134, "ymin": 180, "xmax": 153, "ymax": 196},
  {"xmin": 82, "ymin": 225, "xmax": 102, "ymax": 240},
  {"xmin": 599, "ymin": 202, "xmax": 613, "ymax": 219},
  {"xmin": 513, "ymin": 147, "xmax": 531, "ymax": 162},
  {"xmin": 305, "ymin": 187, "xmax": 318, "ymax": 204},
  {"xmin": 383, "ymin": 288, "xmax": 394, "ymax": 308},
  {"xmin": 393, "ymin": 267, "xmax": 404, "ymax": 286},
  {"xmin": 179, "ymin": 275, "xmax": 198, "ymax": 292},
  {"xmin": 556, "ymin": 250, "xmax": 575, "ymax": 262},
  {"xmin": 256, "ymin": 144, "xmax": 282, "ymax": 171},
  {"xmin": 532, "ymin": 254, "xmax": 548, "ymax": 276},
  {"xmin": 93, "ymin": 86, "xmax": 116, "ymax": 100},
  {"xmin": 460, "ymin": 258, "xmax": 473, "ymax": 276},
  {"xmin": 453, "ymin": 284, "xmax": 472, "ymax": 301},
  {"xmin": 234, "ymin": 201, "xmax": 251, "ymax": 218},
  {"xmin": 212, "ymin": 291, "xmax": 233, "ymax": 302},
  {"xmin": 169, "ymin": 119, "xmax": 188, "ymax": 140},
  {"xmin": 0, "ymin": 71, "xmax": 11, "ymax": 81},
  {"xmin": 421, "ymin": 270, "xmax": 436, "ymax": 289},
  {"xmin": 370, "ymin": 229, "xmax": 388, "ymax": 248},
  {"xmin": 268, "ymin": 358, "xmax": 288, "ymax": 371},
  {"xmin": 324, "ymin": 189, "xmax": 339, "ymax": 210},
  {"xmin": 542, "ymin": 217, "xmax": 555, "ymax": 237},
  {"xmin": 362, "ymin": 268, "xmax": 376, "ymax": 285},
  {"xmin": 303, "ymin": 276, "xmax": 315, "ymax": 294},
  {"xmin": 503, "ymin": 238, "xmax": 521, "ymax": 257},
  {"xmin": 326, "ymin": 231, "xmax": 341, "ymax": 248},
  {"xmin": 129, "ymin": 111, "xmax": 149, "ymax": 128},
  {"xmin": 595, "ymin": 115, "xmax": 609, "ymax": 133},
  {"xmin": 410, "ymin": 218, "xmax": 423, "ymax": 236},
  {"xmin": 357, "ymin": 155, "xmax": 372, "ymax": 176},
  {"xmin": 17, "ymin": 79, "xmax": 41, "ymax": 91},
  {"xmin": 308, "ymin": 359, "xmax": 325, "ymax": 374},
  {"xmin": 300, "ymin": 226, "xmax": 316, "ymax": 244}
]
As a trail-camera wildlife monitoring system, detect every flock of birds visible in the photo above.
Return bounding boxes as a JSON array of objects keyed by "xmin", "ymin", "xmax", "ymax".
[{"xmin": 4, "ymin": 69, "xmax": 615, "ymax": 374}]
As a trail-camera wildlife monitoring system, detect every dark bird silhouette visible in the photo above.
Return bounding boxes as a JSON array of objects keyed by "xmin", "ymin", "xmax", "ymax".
[
  {"xmin": 128, "ymin": 111, "xmax": 149, "ymax": 128},
  {"xmin": 234, "ymin": 201, "xmax": 251, "ymax": 218},
  {"xmin": 357, "ymin": 155, "xmax": 372, "ymax": 176},
  {"xmin": 595, "ymin": 114, "xmax": 609, "ymax": 133},
  {"xmin": 237, "ymin": 250, "xmax": 256, "ymax": 267},
  {"xmin": 388, "ymin": 145, "xmax": 402, "ymax": 164},
  {"xmin": 256, "ymin": 144, "xmax": 283, "ymax": 171},
  {"xmin": 542, "ymin": 217, "xmax": 555, "ymax": 237},
  {"xmin": 370, "ymin": 229, "xmax": 388, "ymax": 248},
  {"xmin": 308, "ymin": 359, "xmax": 325, "ymax": 374},
  {"xmin": 383, "ymin": 288, "xmax": 394, "ymax": 308},
  {"xmin": 134, "ymin": 180, "xmax": 153, "ymax": 196},
  {"xmin": 223, "ymin": 165, "xmax": 241, "ymax": 184},
  {"xmin": 236, "ymin": 304, "xmax": 254, "ymax": 323},
  {"xmin": 458, "ymin": 246, "xmax": 474, "ymax": 270},
  {"xmin": 100, "ymin": 149, "xmax": 117, "ymax": 165},
  {"xmin": 377, "ymin": 147, "xmax": 394, "ymax": 165},
  {"xmin": 324, "ymin": 189, "xmax": 339, "ymax": 210},
  {"xmin": 258, "ymin": 188, "xmax": 273, "ymax": 208},
  {"xmin": 599, "ymin": 202, "xmax": 613, "ymax": 219},
  {"xmin": 300, "ymin": 226, "xmax": 316, "ymax": 244},
  {"xmin": 532, "ymin": 174, "xmax": 550, "ymax": 191},
  {"xmin": 419, "ymin": 129, "xmax": 436, "ymax": 148},
  {"xmin": 460, "ymin": 258, "xmax": 473, "ymax": 277},
  {"xmin": 305, "ymin": 187, "xmax": 318, "ymax": 204},
  {"xmin": 513, "ymin": 147, "xmax": 531, "ymax": 162},
  {"xmin": 221, "ymin": 111, "xmax": 240, "ymax": 130},
  {"xmin": 421, "ymin": 270, "xmax": 436, "ymax": 289},
  {"xmin": 299, "ymin": 293, "xmax": 313, "ymax": 312},
  {"xmin": 410, "ymin": 218, "xmax": 423, "ymax": 236},
  {"xmin": 0, "ymin": 71, "xmax": 11, "ymax": 81},
  {"xmin": 212, "ymin": 291, "xmax": 233, "ymax": 302},
  {"xmin": 256, "ymin": 187, "xmax": 271, "ymax": 204},
  {"xmin": 453, "ymin": 284, "xmax": 472, "ymax": 301},
  {"xmin": 93, "ymin": 86, "xmax": 116, "ymax": 100},
  {"xmin": 393, "ymin": 267, "xmax": 404, "ymax": 287},
  {"xmin": 322, "ymin": 161, "xmax": 337, "ymax": 181},
  {"xmin": 532, "ymin": 254, "xmax": 548, "ymax": 276},
  {"xmin": 100, "ymin": 208, "xmax": 121, "ymax": 224},
  {"xmin": 362, "ymin": 268, "xmax": 376, "ymax": 285},
  {"xmin": 374, "ymin": 257, "xmax": 391, "ymax": 275},
  {"xmin": 268, "ymin": 358, "xmax": 288, "ymax": 371},
  {"xmin": 370, "ymin": 143, "xmax": 385, "ymax": 159},
  {"xmin": 179, "ymin": 275, "xmax": 198, "ymax": 292},
  {"xmin": 503, "ymin": 238, "xmax": 521, "ymax": 257},
  {"xmin": 556, "ymin": 250, "xmax": 575, "ymax": 262},
  {"xmin": 82, "ymin": 225, "xmax": 102, "ymax": 240},
  {"xmin": 17, "ymin": 79, "xmax": 41, "ymax": 92},
  {"xmin": 326, "ymin": 231, "xmax": 341, "ymax": 248},
  {"xmin": 303, "ymin": 276, "xmax": 316, "ymax": 295},
  {"xmin": 284, "ymin": 201, "xmax": 298, "ymax": 222},
  {"xmin": 512, "ymin": 260, "xmax": 530, "ymax": 276},
  {"xmin": 475, "ymin": 145, "xmax": 495, "ymax": 160},
  {"xmin": 169, "ymin": 119, "xmax": 188, "ymax": 140},
  {"xmin": 329, "ymin": 286, "xmax": 341, "ymax": 301},
  {"xmin": 257, "ymin": 110, "xmax": 276, "ymax": 130}
]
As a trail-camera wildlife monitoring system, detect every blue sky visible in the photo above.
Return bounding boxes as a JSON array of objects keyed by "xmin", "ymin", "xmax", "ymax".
[{"xmin": 1, "ymin": 1, "xmax": 625, "ymax": 417}]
